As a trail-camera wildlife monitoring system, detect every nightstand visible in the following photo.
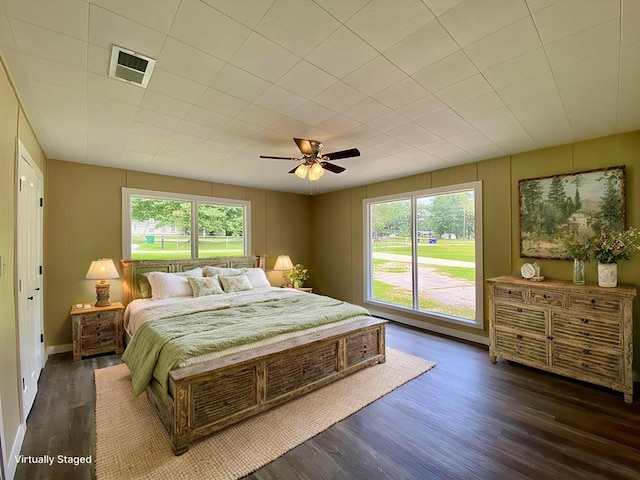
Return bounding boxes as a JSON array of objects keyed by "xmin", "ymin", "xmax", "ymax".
[{"xmin": 70, "ymin": 302, "xmax": 124, "ymax": 361}]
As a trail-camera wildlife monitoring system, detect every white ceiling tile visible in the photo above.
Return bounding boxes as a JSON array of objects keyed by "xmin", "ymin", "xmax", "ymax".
[
  {"xmin": 221, "ymin": 119, "xmax": 266, "ymax": 138},
  {"xmin": 622, "ymin": 9, "xmax": 640, "ymax": 46},
  {"xmin": 343, "ymin": 55, "xmax": 407, "ymax": 96},
  {"xmin": 533, "ymin": 0, "xmax": 620, "ymax": 44},
  {"xmin": 125, "ymin": 133, "xmax": 162, "ymax": 155},
  {"xmin": 344, "ymin": 98, "xmax": 392, "ymax": 123},
  {"xmin": 30, "ymin": 77, "xmax": 86, "ymax": 108},
  {"xmin": 435, "ymin": 74, "xmax": 494, "ymax": 105},
  {"xmin": 420, "ymin": 139, "xmax": 469, "ymax": 161},
  {"xmin": 91, "ymin": 0, "xmax": 180, "ymax": 33},
  {"xmin": 367, "ymin": 111, "xmax": 412, "ymax": 133},
  {"xmin": 313, "ymin": 81, "xmax": 367, "ymax": 113},
  {"xmin": 463, "ymin": 17, "xmax": 541, "ymax": 71},
  {"xmin": 374, "ymin": 77, "xmax": 430, "ymax": 109},
  {"xmin": 147, "ymin": 68, "xmax": 208, "ymax": 104},
  {"xmin": 439, "ymin": 0, "xmax": 530, "ymax": 47},
  {"xmin": 235, "ymin": 104, "xmax": 284, "ymax": 128},
  {"xmin": 288, "ymin": 101, "xmax": 336, "ymax": 125},
  {"xmin": 87, "ymin": 44, "xmax": 111, "ymax": 76},
  {"xmin": 266, "ymin": 116, "xmax": 312, "ymax": 137},
  {"xmin": 448, "ymin": 129, "xmax": 498, "ymax": 152},
  {"xmin": 4, "ymin": 0, "xmax": 88, "ymax": 41},
  {"xmin": 465, "ymin": 106, "xmax": 515, "ymax": 129},
  {"xmin": 200, "ymin": 0, "xmax": 275, "ymax": 29},
  {"xmin": 497, "ymin": 71, "xmax": 558, "ymax": 105},
  {"xmin": 545, "ymin": 19, "xmax": 620, "ymax": 70},
  {"xmin": 21, "ymin": 53, "xmax": 87, "ymax": 92},
  {"xmin": 276, "ymin": 60, "xmax": 338, "ymax": 98},
  {"xmin": 141, "ymin": 90, "xmax": 192, "ymax": 118},
  {"xmin": 255, "ymin": 0, "xmax": 340, "ymax": 56},
  {"xmin": 88, "ymin": 5, "xmax": 165, "ymax": 58},
  {"xmin": 617, "ymin": 41, "xmax": 640, "ymax": 131},
  {"xmin": 165, "ymin": 131, "xmax": 207, "ymax": 150},
  {"xmin": 305, "ymin": 26, "xmax": 378, "ymax": 79},
  {"xmin": 422, "ymin": 0, "xmax": 465, "ymax": 16},
  {"xmin": 230, "ymin": 32, "xmax": 300, "ymax": 82},
  {"xmin": 88, "ymin": 95, "xmax": 140, "ymax": 120},
  {"xmin": 415, "ymin": 108, "xmax": 474, "ymax": 137},
  {"xmin": 175, "ymin": 120, "xmax": 217, "ymax": 139},
  {"xmin": 508, "ymin": 94, "xmax": 574, "ymax": 146},
  {"xmin": 254, "ymin": 84, "xmax": 307, "ymax": 114},
  {"xmin": 88, "ymin": 111, "xmax": 134, "ymax": 138},
  {"xmin": 365, "ymin": 133, "xmax": 413, "ymax": 154},
  {"xmin": 483, "ymin": 48, "xmax": 550, "ymax": 90},
  {"xmin": 313, "ymin": 0, "xmax": 371, "ymax": 22},
  {"xmin": 452, "ymin": 92, "xmax": 506, "ymax": 121},
  {"xmin": 397, "ymin": 95, "xmax": 448, "ymax": 121},
  {"xmin": 413, "ymin": 50, "xmax": 478, "ymax": 93},
  {"xmin": 197, "ymin": 88, "xmax": 249, "ymax": 117},
  {"xmin": 525, "ymin": 0, "xmax": 563, "ymax": 12},
  {"xmin": 384, "ymin": 20, "xmax": 459, "ymax": 75},
  {"xmin": 386, "ymin": 122, "xmax": 440, "ymax": 146},
  {"xmin": 169, "ymin": 0, "xmax": 250, "ymax": 61},
  {"xmin": 184, "ymin": 106, "xmax": 232, "ymax": 129},
  {"xmin": 210, "ymin": 64, "xmax": 272, "ymax": 102},
  {"xmin": 316, "ymin": 114, "xmax": 361, "ymax": 136},
  {"xmin": 131, "ymin": 121, "xmax": 173, "ymax": 139},
  {"xmin": 135, "ymin": 108, "xmax": 182, "ymax": 130},
  {"xmin": 346, "ymin": 0, "xmax": 435, "ymax": 51},
  {"xmin": 477, "ymin": 117, "xmax": 537, "ymax": 152},
  {"xmin": 10, "ymin": 18, "xmax": 87, "ymax": 69},
  {"xmin": 157, "ymin": 37, "xmax": 225, "ymax": 86},
  {"xmin": 87, "ymin": 72, "xmax": 145, "ymax": 106}
]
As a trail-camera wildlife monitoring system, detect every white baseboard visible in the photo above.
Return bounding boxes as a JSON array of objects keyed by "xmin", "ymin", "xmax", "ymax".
[
  {"xmin": 6, "ymin": 422, "xmax": 26, "ymax": 480},
  {"xmin": 368, "ymin": 308, "xmax": 489, "ymax": 346},
  {"xmin": 46, "ymin": 343, "xmax": 72, "ymax": 356}
]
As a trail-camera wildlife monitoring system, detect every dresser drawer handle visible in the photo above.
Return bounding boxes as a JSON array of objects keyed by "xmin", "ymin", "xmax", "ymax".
[
  {"xmin": 516, "ymin": 308, "xmax": 523, "ymax": 313},
  {"xmin": 516, "ymin": 334, "xmax": 523, "ymax": 339},
  {"xmin": 582, "ymin": 331, "xmax": 590, "ymax": 337},
  {"xmin": 582, "ymin": 349, "xmax": 591, "ymax": 355},
  {"xmin": 507, "ymin": 290, "xmax": 512, "ymax": 295},
  {"xmin": 547, "ymin": 335, "xmax": 554, "ymax": 340},
  {"xmin": 543, "ymin": 294, "xmax": 547, "ymax": 299},
  {"xmin": 581, "ymin": 362, "xmax": 589, "ymax": 368},
  {"xmin": 590, "ymin": 299, "xmax": 596, "ymax": 304},
  {"xmin": 580, "ymin": 318, "xmax": 589, "ymax": 324}
]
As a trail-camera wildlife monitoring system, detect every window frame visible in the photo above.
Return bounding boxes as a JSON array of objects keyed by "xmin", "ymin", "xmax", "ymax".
[
  {"xmin": 363, "ymin": 181, "xmax": 483, "ymax": 329},
  {"xmin": 121, "ymin": 187, "xmax": 251, "ymax": 260}
]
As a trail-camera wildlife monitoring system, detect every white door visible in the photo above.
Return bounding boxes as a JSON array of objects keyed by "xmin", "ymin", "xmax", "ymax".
[{"xmin": 17, "ymin": 141, "xmax": 44, "ymax": 420}]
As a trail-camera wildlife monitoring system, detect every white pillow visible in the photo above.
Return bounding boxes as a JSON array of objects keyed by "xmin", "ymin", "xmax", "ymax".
[
  {"xmin": 219, "ymin": 274, "xmax": 253, "ymax": 293},
  {"xmin": 203, "ymin": 266, "xmax": 242, "ymax": 277},
  {"xmin": 145, "ymin": 272, "xmax": 194, "ymax": 299},
  {"xmin": 242, "ymin": 268, "xmax": 271, "ymax": 289},
  {"xmin": 175, "ymin": 267, "xmax": 203, "ymax": 277}
]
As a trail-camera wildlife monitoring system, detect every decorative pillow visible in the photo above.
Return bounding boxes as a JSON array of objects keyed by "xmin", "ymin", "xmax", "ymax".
[
  {"xmin": 187, "ymin": 275, "xmax": 224, "ymax": 297},
  {"xmin": 241, "ymin": 268, "xmax": 271, "ymax": 289},
  {"xmin": 137, "ymin": 274, "xmax": 152, "ymax": 299},
  {"xmin": 145, "ymin": 272, "xmax": 194, "ymax": 299},
  {"xmin": 203, "ymin": 266, "xmax": 242, "ymax": 277},
  {"xmin": 219, "ymin": 274, "xmax": 253, "ymax": 293},
  {"xmin": 175, "ymin": 267, "xmax": 203, "ymax": 277}
]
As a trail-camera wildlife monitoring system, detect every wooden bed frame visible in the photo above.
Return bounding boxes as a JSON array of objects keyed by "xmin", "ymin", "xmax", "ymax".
[{"xmin": 121, "ymin": 255, "xmax": 386, "ymax": 455}]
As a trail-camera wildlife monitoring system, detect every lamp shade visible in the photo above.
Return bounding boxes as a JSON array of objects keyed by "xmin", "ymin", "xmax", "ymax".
[
  {"xmin": 86, "ymin": 258, "xmax": 119, "ymax": 280},
  {"xmin": 308, "ymin": 162, "xmax": 324, "ymax": 181},
  {"xmin": 273, "ymin": 255, "xmax": 294, "ymax": 271},
  {"xmin": 294, "ymin": 164, "xmax": 309, "ymax": 179}
]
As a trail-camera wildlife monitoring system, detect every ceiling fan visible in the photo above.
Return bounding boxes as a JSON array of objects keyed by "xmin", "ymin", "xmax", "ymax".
[{"xmin": 260, "ymin": 138, "xmax": 360, "ymax": 180}]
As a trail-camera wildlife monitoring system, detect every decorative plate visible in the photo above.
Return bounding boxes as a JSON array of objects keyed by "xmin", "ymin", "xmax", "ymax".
[{"xmin": 520, "ymin": 263, "xmax": 535, "ymax": 279}]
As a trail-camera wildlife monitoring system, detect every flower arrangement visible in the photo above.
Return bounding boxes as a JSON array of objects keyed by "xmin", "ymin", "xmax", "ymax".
[
  {"xmin": 558, "ymin": 231, "xmax": 591, "ymax": 260},
  {"xmin": 287, "ymin": 264, "xmax": 309, "ymax": 287},
  {"xmin": 586, "ymin": 227, "xmax": 640, "ymax": 264}
]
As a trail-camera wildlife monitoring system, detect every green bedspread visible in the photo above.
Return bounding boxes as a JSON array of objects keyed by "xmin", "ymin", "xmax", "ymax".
[{"xmin": 122, "ymin": 290, "xmax": 370, "ymax": 395}]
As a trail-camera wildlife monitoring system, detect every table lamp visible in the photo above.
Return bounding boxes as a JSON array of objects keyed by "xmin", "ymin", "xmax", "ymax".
[
  {"xmin": 86, "ymin": 258, "xmax": 119, "ymax": 307},
  {"xmin": 273, "ymin": 255, "xmax": 294, "ymax": 287}
]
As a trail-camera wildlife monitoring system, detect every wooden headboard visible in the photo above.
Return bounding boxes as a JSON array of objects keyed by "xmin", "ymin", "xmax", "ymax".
[{"xmin": 121, "ymin": 255, "xmax": 267, "ymax": 306}]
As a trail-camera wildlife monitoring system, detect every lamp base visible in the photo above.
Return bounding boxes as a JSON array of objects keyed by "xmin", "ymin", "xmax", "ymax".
[{"xmin": 95, "ymin": 281, "xmax": 111, "ymax": 307}]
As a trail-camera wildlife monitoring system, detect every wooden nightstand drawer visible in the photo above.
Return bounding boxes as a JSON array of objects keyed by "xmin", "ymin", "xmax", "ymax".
[{"xmin": 71, "ymin": 302, "xmax": 124, "ymax": 361}]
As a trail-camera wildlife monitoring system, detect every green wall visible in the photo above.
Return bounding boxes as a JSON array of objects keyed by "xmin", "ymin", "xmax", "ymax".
[{"xmin": 311, "ymin": 132, "xmax": 640, "ymax": 366}]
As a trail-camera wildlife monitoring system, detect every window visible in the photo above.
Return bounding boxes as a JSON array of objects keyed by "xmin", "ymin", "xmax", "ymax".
[
  {"xmin": 364, "ymin": 181, "xmax": 483, "ymax": 328},
  {"xmin": 122, "ymin": 188, "xmax": 250, "ymax": 260}
]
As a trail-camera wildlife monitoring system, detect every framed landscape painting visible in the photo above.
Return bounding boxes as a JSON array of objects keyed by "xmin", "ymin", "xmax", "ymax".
[{"xmin": 519, "ymin": 166, "xmax": 626, "ymax": 259}]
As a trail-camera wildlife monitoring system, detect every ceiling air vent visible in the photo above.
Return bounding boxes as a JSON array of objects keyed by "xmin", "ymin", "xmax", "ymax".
[{"xmin": 108, "ymin": 45, "xmax": 156, "ymax": 88}]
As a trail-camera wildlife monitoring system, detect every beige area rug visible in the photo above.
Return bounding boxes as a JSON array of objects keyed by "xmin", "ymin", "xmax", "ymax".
[{"xmin": 95, "ymin": 348, "xmax": 435, "ymax": 480}]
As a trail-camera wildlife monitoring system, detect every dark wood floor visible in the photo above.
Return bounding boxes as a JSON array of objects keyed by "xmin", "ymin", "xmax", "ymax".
[{"xmin": 15, "ymin": 322, "xmax": 640, "ymax": 480}]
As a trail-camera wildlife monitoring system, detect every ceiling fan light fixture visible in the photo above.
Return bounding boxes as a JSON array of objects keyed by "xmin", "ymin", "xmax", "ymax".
[
  {"xmin": 309, "ymin": 162, "xmax": 324, "ymax": 181},
  {"xmin": 294, "ymin": 164, "xmax": 309, "ymax": 178}
]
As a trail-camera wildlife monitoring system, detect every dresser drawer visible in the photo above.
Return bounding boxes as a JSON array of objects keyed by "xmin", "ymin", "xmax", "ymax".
[
  {"xmin": 567, "ymin": 294, "xmax": 622, "ymax": 316},
  {"xmin": 494, "ymin": 285, "xmax": 526, "ymax": 303},
  {"xmin": 529, "ymin": 289, "xmax": 563, "ymax": 307},
  {"xmin": 494, "ymin": 303, "xmax": 546, "ymax": 334},
  {"xmin": 552, "ymin": 342, "xmax": 622, "ymax": 382},
  {"xmin": 81, "ymin": 330, "xmax": 116, "ymax": 350},
  {"xmin": 81, "ymin": 320, "xmax": 115, "ymax": 337},
  {"xmin": 551, "ymin": 312, "xmax": 620, "ymax": 348},
  {"xmin": 495, "ymin": 329, "xmax": 547, "ymax": 365}
]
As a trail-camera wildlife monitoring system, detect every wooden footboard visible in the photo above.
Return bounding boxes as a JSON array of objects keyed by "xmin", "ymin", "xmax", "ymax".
[{"xmin": 146, "ymin": 317, "xmax": 386, "ymax": 455}]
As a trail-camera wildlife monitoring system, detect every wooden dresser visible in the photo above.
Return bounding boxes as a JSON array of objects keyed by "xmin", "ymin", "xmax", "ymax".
[
  {"xmin": 71, "ymin": 302, "xmax": 124, "ymax": 361},
  {"xmin": 486, "ymin": 276, "xmax": 636, "ymax": 403}
]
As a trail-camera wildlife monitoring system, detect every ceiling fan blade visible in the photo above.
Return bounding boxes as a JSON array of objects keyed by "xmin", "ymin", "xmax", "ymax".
[
  {"xmin": 293, "ymin": 138, "xmax": 321, "ymax": 156},
  {"xmin": 260, "ymin": 155, "xmax": 299, "ymax": 160},
  {"xmin": 320, "ymin": 162, "xmax": 346, "ymax": 174},
  {"xmin": 288, "ymin": 165, "xmax": 300, "ymax": 174},
  {"xmin": 323, "ymin": 148, "xmax": 360, "ymax": 161}
]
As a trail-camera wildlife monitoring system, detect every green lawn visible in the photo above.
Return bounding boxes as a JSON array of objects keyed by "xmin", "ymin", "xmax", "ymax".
[
  {"xmin": 372, "ymin": 238, "xmax": 475, "ymax": 262},
  {"xmin": 131, "ymin": 235, "xmax": 243, "ymax": 259}
]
